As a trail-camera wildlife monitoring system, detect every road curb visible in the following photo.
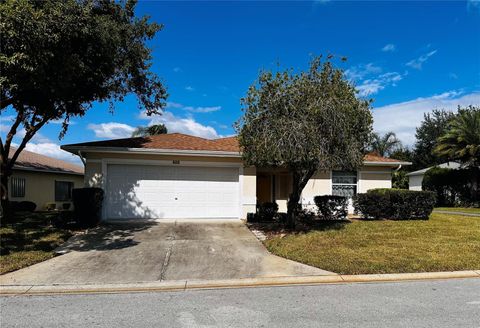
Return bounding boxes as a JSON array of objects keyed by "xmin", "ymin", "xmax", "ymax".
[{"xmin": 1, "ymin": 271, "xmax": 479, "ymax": 296}]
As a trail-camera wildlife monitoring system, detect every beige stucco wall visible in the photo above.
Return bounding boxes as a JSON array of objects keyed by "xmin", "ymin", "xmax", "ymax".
[
  {"xmin": 242, "ymin": 167, "xmax": 256, "ymax": 217},
  {"xmin": 358, "ymin": 170, "xmax": 392, "ymax": 193},
  {"xmin": 9, "ymin": 170, "xmax": 84, "ymax": 211},
  {"xmin": 408, "ymin": 174, "xmax": 423, "ymax": 191},
  {"xmin": 300, "ymin": 170, "xmax": 331, "ymax": 210}
]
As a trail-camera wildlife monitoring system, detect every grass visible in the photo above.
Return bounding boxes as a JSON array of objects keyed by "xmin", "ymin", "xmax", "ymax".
[
  {"xmin": 264, "ymin": 213, "xmax": 480, "ymax": 274},
  {"xmin": 435, "ymin": 207, "xmax": 480, "ymax": 214},
  {"xmin": 0, "ymin": 212, "xmax": 76, "ymax": 275}
]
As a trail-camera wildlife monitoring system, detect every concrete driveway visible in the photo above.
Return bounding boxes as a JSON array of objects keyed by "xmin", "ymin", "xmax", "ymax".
[{"xmin": 0, "ymin": 220, "xmax": 333, "ymax": 285}]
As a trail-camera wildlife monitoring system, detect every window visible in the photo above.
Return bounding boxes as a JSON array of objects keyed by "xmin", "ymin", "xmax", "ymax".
[
  {"xmin": 332, "ymin": 171, "xmax": 357, "ymax": 198},
  {"xmin": 11, "ymin": 177, "xmax": 26, "ymax": 198},
  {"xmin": 55, "ymin": 181, "xmax": 74, "ymax": 201}
]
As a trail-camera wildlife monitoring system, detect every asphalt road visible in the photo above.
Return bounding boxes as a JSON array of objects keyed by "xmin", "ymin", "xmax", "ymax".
[{"xmin": 1, "ymin": 279, "xmax": 479, "ymax": 328}]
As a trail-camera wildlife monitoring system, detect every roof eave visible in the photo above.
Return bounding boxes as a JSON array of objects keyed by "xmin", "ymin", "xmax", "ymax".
[
  {"xmin": 363, "ymin": 161, "xmax": 412, "ymax": 166},
  {"xmin": 13, "ymin": 166, "xmax": 84, "ymax": 175},
  {"xmin": 61, "ymin": 145, "xmax": 242, "ymax": 158}
]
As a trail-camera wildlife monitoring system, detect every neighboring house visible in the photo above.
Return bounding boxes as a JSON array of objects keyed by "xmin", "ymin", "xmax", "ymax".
[
  {"xmin": 406, "ymin": 162, "xmax": 461, "ymax": 191},
  {"xmin": 7, "ymin": 147, "xmax": 84, "ymax": 211},
  {"xmin": 61, "ymin": 133, "xmax": 410, "ymax": 220}
]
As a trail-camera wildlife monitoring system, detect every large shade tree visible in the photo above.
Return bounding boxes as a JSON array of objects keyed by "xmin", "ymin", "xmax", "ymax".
[
  {"xmin": 0, "ymin": 0, "xmax": 167, "ymax": 214},
  {"xmin": 236, "ymin": 56, "xmax": 373, "ymax": 228}
]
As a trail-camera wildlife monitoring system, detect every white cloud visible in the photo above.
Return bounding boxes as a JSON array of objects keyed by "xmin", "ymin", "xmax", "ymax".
[
  {"xmin": 372, "ymin": 90, "xmax": 480, "ymax": 146},
  {"xmin": 345, "ymin": 63, "xmax": 382, "ymax": 81},
  {"xmin": 146, "ymin": 111, "xmax": 220, "ymax": 139},
  {"xmin": 406, "ymin": 50, "xmax": 437, "ymax": 70},
  {"xmin": 173, "ymin": 67, "xmax": 182, "ymax": 73},
  {"xmin": 166, "ymin": 101, "xmax": 222, "ymax": 114},
  {"xmin": 185, "ymin": 86, "xmax": 195, "ymax": 92},
  {"xmin": 184, "ymin": 106, "xmax": 222, "ymax": 113},
  {"xmin": 356, "ymin": 72, "xmax": 404, "ymax": 97},
  {"xmin": 166, "ymin": 102, "xmax": 184, "ymax": 109},
  {"xmin": 381, "ymin": 44, "xmax": 396, "ymax": 52},
  {"xmin": 87, "ymin": 122, "xmax": 135, "ymax": 139},
  {"xmin": 449, "ymin": 73, "xmax": 458, "ymax": 79}
]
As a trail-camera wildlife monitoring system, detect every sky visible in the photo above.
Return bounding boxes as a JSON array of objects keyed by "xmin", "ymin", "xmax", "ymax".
[{"xmin": 1, "ymin": 0, "xmax": 480, "ymax": 164}]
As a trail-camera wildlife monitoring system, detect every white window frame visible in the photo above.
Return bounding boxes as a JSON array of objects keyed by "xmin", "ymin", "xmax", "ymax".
[{"xmin": 331, "ymin": 170, "xmax": 358, "ymax": 198}]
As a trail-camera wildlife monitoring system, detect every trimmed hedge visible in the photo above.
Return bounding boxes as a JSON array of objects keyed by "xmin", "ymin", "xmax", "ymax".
[
  {"xmin": 72, "ymin": 188, "xmax": 104, "ymax": 227},
  {"xmin": 10, "ymin": 201, "xmax": 37, "ymax": 212},
  {"xmin": 314, "ymin": 195, "xmax": 348, "ymax": 220},
  {"xmin": 354, "ymin": 188, "xmax": 436, "ymax": 220},
  {"xmin": 256, "ymin": 202, "xmax": 279, "ymax": 221}
]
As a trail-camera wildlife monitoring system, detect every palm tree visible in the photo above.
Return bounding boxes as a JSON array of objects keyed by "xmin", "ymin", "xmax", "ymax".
[
  {"xmin": 435, "ymin": 106, "xmax": 480, "ymax": 202},
  {"xmin": 369, "ymin": 131, "xmax": 402, "ymax": 157},
  {"xmin": 131, "ymin": 124, "xmax": 168, "ymax": 137},
  {"xmin": 435, "ymin": 106, "xmax": 480, "ymax": 167}
]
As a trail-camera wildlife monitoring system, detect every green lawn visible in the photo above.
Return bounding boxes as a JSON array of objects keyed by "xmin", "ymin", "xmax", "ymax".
[
  {"xmin": 0, "ymin": 213, "xmax": 75, "ymax": 275},
  {"xmin": 264, "ymin": 213, "xmax": 480, "ymax": 274},
  {"xmin": 435, "ymin": 207, "xmax": 480, "ymax": 214}
]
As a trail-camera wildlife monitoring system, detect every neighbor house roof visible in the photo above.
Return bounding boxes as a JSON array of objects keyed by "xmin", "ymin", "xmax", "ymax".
[
  {"xmin": 406, "ymin": 162, "xmax": 461, "ymax": 176},
  {"xmin": 8, "ymin": 147, "xmax": 84, "ymax": 175},
  {"xmin": 62, "ymin": 133, "xmax": 410, "ymax": 165}
]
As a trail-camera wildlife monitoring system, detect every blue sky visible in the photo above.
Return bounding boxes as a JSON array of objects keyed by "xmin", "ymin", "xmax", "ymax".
[{"xmin": 1, "ymin": 0, "xmax": 480, "ymax": 163}]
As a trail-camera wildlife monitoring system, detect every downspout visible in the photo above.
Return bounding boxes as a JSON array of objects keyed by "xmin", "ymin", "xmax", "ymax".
[
  {"xmin": 77, "ymin": 151, "xmax": 86, "ymax": 166},
  {"xmin": 394, "ymin": 164, "xmax": 402, "ymax": 172}
]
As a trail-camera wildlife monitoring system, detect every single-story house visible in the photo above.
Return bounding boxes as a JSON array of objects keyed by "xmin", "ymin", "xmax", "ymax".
[
  {"xmin": 406, "ymin": 162, "xmax": 461, "ymax": 191},
  {"xmin": 61, "ymin": 133, "xmax": 410, "ymax": 220},
  {"xmin": 7, "ymin": 147, "xmax": 84, "ymax": 211}
]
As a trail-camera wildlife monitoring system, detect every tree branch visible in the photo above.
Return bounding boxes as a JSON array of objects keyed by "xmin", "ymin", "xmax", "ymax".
[
  {"xmin": 2, "ymin": 113, "xmax": 24, "ymax": 163},
  {"xmin": 0, "ymin": 96, "xmax": 15, "ymax": 110},
  {"xmin": 6, "ymin": 116, "xmax": 50, "ymax": 172}
]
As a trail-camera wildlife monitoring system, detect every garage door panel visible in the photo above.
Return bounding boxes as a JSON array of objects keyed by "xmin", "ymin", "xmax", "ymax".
[{"xmin": 106, "ymin": 164, "xmax": 240, "ymax": 219}]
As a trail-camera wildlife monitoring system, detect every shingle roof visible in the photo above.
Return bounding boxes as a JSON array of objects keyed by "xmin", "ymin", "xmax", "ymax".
[
  {"xmin": 63, "ymin": 133, "xmax": 240, "ymax": 152},
  {"xmin": 8, "ymin": 147, "xmax": 84, "ymax": 175},
  {"xmin": 63, "ymin": 133, "xmax": 406, "ymax": 164}
]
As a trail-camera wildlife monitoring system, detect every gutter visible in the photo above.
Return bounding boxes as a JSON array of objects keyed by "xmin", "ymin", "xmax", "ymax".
[
  {"xmin": 77, "ymin": 151, "xmax": 86, "ymax": 166},
  {"xmin": 61, "ymin": 146, "xmax": 242, "ymax": 158}
]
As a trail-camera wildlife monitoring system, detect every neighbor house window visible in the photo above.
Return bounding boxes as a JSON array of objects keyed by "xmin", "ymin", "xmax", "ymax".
[
  {"xmin": 332, "ymin": 171, "xmax": 357, "ymax": 198},
  {"xmin": 11, "ymin": 177, "xmax": 26, "ymax": 198},
  {"xmin": 55, "ymin": 181, "xmax": 74, "ymax": 201}
]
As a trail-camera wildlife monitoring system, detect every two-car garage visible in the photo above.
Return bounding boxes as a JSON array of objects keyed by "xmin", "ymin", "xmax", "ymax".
[{"xmin": 105, "ymin": 163, "xmax": 241, "ymax": 220}]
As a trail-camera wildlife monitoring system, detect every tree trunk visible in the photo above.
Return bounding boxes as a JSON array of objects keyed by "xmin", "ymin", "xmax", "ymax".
[
  {"xmin": 0, "ymin": 164, "xmax": 12, "ymax": 222},
  {"xmin": 285, "ymin": 168, "xmax": 316, "ymax": 229}
]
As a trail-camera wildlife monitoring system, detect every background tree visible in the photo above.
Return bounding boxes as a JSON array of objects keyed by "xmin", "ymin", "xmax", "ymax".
[
  {"xmin": 0, "ymin": 0, "xmax": 167, "ymax": 213},
  {"xmin": 413, "ymin": 109, "xmax": 455, "ymax": 169},
  {"xmin": 131, "ymin": 124, "xmax": 168, "ymax": 137},
  {"xmin": 369, "ymin": 131, "xmax": 402, "ymax": 157},
  {"xmin": 236, "ymin": 56, "xmax": 373, "ymax": 228},
  {"xmin": 434, "ymin": 105, "xmax": 480, "ymax": 202}
]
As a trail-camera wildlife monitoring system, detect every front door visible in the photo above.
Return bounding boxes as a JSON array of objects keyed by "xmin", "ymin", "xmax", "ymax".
[{"xmin": 257, "ymin": 174, "xmax": 272, "ymax": 204}]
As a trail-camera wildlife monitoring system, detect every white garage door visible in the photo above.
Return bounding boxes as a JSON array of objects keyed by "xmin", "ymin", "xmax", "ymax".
[{"xmin": 106, "ymin": 164, "xmax": 240, "ymax": 219}]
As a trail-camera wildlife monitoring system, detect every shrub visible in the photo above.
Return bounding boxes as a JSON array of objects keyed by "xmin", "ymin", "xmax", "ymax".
[
  {"xmin": 354, "ymin": 189, "xmax": 436, "ymax": 220},
  {"xmin": 72, "ymin": 188, "xmax": 104, "ymax": 227},
  {"xmin": 422, "ymin": 166, "xmax": 474, "ymax": 206},
  {"xmin": 314, "ymin": 195, "xmax": 348, "ymax": 220},
  {"xmin": 256, "ymin": 202, "xmax": 279, "ymax": 221},
  {"xmin": 11, "ymin": 201, "xmax": 37, "ymax": 212}
]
